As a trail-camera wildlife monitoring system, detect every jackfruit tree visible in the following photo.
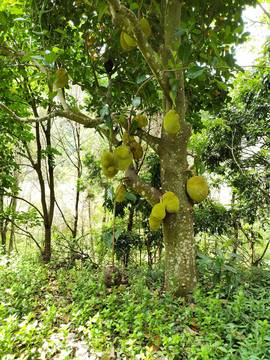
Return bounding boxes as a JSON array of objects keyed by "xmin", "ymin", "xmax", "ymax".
[{"xmin": 0, "ymin": 0, "xmax": 257, "ymax": 295}]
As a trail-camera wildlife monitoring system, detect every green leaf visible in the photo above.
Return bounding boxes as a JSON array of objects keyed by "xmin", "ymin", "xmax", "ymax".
[
  {"xmin": 126, "ymin": 192, "xmax": 137, "ymax": 202},
  {"xmin": 179, "ymin": 42, "xmax": 192, "ymax": 64},
  {"xmin": 187, "ymin": 67, "xmax": 205, "ymax": 79}
]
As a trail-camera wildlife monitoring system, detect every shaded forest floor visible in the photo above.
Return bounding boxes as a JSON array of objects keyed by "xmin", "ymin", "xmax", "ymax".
[{"xmin": 1, "ymin": 254, "xmax": 270, "ymax": 359}]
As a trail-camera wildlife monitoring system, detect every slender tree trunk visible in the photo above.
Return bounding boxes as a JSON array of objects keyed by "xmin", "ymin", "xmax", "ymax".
[
  {"xmin": 123, "ymin": 206, "xmax": 135, "ymax": 267},
  {"xmin": 0, "ymin": 194, "xmax": 6, "ymax": 253},
  {"xmin": 35, "ymin": 121, "xmax": 52, "ymax": 262},
  {"xmin": 42, "ymin": 225, "xmax": 51, "ymax": 262},
  {"xmin": 232, "ymin": 192, "xmax": 239, "ymax": 257},
  {"xmin": 8, "ymin": 197, "xmax": 17, "ymax": 255},
  {"xmin": 71, "ymin": 123, "xmax": 82, "ymax": 240},
  {"xmin": 88, "ymin": 196, "xmax": 95, "ymax": 261}
]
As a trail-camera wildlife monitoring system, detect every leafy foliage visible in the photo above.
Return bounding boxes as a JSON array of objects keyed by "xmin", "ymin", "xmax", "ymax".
[{"xmin": 1, "ymin": 255, "xmax": 270, "ymax": 359}]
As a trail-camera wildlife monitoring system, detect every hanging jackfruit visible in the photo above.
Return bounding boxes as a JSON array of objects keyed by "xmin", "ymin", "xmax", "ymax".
[
  {"xmin": 122, "ymin": 132, "xmax": 134, "ymax": 145},
  {"xmin": 186, "ymin": 176, "xmax": 209, "ymax": 203},
  {"xmin": 101, "ymin": 151, "xmax": 114, "ymax": 168},
  {"xmin": 149, "ymin": 215, "xmax": 161, "ymax": 231},
  {"xmin": 54, "ymin": 68, "xmax": 68, "ymax": 89},
  {"xmin": 120, "ymin": 31, "xmax": 134, "ymax": 51},
  {"xmin": 129, "ymin": 140, "xmax": 143, "ymax": 160},
  {"xmin": 139, "ymin": 18, "xmax": 152, "ymax": 38},
  {"xmin": 163, "ymin": 109, "xmax": 180, "ymax": 135},
  {"xmin": 123, "ymin": 32, "xmax": 137, "ymax": 47},
  {"xmin": 134, "ymin": 114, "xmax": 148, "ymax": 128},
  {"xmin": 103, "ymin": 166, "xmax": 118, "ymax": 178},
  {"xmin": 101, "ymin": 151, "xmax": 118, "ymax": 178},
  {"xmin": 114, "ymin": 145, "xmax": 133, "ymax": 170},
  {"xmin": 162, "ymin": 191, "xmax": 179, "ymax": 213},
  {"xmin": 115, "ymin": 184, "xmax": 126, "ymax": 203},
  {"xmin": 151, "ymin": 202, "xmax": 166, "ymax": 220}
]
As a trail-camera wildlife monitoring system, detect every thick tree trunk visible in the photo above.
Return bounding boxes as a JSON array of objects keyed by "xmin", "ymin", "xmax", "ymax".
[
  {"xmin": 160, "ymin": 146, "xmax": 197, "ymax": 296},
  {"xmin": 159, "ymin": 0, "xmax": 196, "ymax": 296}
]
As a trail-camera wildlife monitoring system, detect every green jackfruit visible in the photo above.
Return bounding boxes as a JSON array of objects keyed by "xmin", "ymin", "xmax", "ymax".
[
  {"xmin": 162, "ymin": 191, "xmax": 179, "ymax": 213},
  {"xmin": 54, "ymin": 68, "xmax": 68, "ymax": 89},
  {"xmin": 120, "ymin": 31, "xmax": 134, "ymax": 51},
  {"xmin": 101, "ymin": 151, "xmax": 115, "ymax": 168},
  {"xmin": 103, "ymin": 166, "xmax": 118, "ymax": 178},
  {"xmin": 101, "ymin": 151, "xmax": 118, "ymax": 178},
  {"xmin": 123, "ymin": 32, "xmax": 136, "ymax": 47},
  {"xmin": 139, "ymin": 18, "xmax": 152, "ymax": 38},
  {"xmin": 130, "ymin": 140, "xmax": 143, "ymax": 160},
  {"xmin": 114, "ymin": 145, "xmax": 133, "ymax": 170},
  {"xmin": 115, "ymin": 184, "xmax": 126, "ymax": 203},
  {"xmin": 186, "ymin": 176, "xmax": 209, "ymax": 203},
  {"xmin": 149, "ymin": 215, "xmax": 161, "ymax": 231},
  {"xmin": 163, "ymin": 109, "xmax": 180, "ymax": 135},
  {"xmin": 134, "ymin": 114, "xmax": 148, "ymax": 128},
  {"xmin": 151, "ymin": 202, "xmax": 166, "ymax": 220},
  {"xmin": 122, "ymin": 132, "xmax": 134, "ymax": 145}
]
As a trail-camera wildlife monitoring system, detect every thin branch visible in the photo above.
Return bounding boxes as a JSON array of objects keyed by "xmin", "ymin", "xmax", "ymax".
[
  {"xmin": 8, "ymin": 219, "xmax": 42, "ymax": 251},
  {"xmin": 257, "ymin": 1, "xmax": 270, "ymax": 19},
  {"xmin": 4, "ymin": 194, "xmax": 44, "ymax": 218},
  {"xmin": 55, "ymin": 199, "xmax": 74, "ymax": 233},
  {"xmin": 253, "ymin": 240, "xmax": 270, "ymax": 266},
  {"xmin": 0, "ymin": 102, "xmax": 100, "ymax": 127}
]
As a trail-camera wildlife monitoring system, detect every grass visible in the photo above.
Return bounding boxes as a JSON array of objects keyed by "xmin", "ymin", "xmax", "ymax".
[{"xmin": 0, "ymin": 254, "xmax": 270, "ymax": 359}]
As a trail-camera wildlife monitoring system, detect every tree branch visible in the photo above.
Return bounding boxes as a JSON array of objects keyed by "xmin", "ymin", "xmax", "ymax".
[
  {"xmin": 55, "ymin": 198, "xmax": 74, "ymax": 233},
  {"xmin": 4, "ymin": 193, "xmax": 44, "ymax": 219},
  {"xmin": 0, "ymin": 102, "xmax": 100, "ymax": 127},
  {"xmin": 124, "ymin": 166, "xmax": 161, "ymax": 206},
  {"xmin": 253, "ymin": 240, "xmax": 270, "ymax": 266},
  {"xmin": 7, "ymin": 218, "xmax": 42, "ymax": 251},
  {"xmin": 257, "ymin": 1, "xmax": 270, "ymax": 19},
  {"xmin": 136, "ymin": 129, "xmax": 161, "ymax": 153}
]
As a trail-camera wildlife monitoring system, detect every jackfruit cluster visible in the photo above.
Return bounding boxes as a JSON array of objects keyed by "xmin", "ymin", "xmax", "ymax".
[
  {"xmin": 101, "ymin": 145, "xmax": 133, "ymax": 178},
  {"xmin": 163, "ymin": 109, "xmax": 180, "ymax": 135},
  {"xmin": 186, "ymin": 176, "xmax": 209, "ymax": 203},
  {"xmin": 149, "ymin": 191, "xmax": 179, "ymax": 231},
  {"xmin": 115, "ymin": 184, "xmax": 126, "ymax": 203}
]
